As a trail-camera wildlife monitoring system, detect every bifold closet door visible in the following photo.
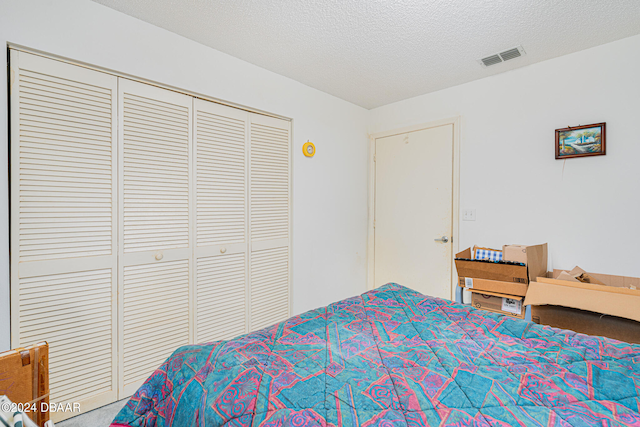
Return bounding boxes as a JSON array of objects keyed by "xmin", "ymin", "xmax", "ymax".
[
  {"xmin": 118, "ymin": 79, "xmax": 193, "ymax": 396},
  {"xmin": 10, "ymin": 49, "xmax": 292, "ymax": 416},
  {"xmin": 249, "ymin": 113, "xmax": 291, "ymax": 330},
  {"xmin": 9, "ymin": 51, "xmax": 118, "ymax": 420},
  {"xmin": 193, "ymin": 99, "xmax": 248, "ymax": 343}
]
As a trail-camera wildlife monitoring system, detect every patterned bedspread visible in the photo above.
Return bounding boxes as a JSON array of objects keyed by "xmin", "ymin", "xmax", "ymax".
[{"xmin": 111, "ymin": 284, "xmax": 640, "ymax": 427}]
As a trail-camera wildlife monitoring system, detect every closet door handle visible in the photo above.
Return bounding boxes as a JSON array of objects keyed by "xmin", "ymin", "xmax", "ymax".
[{"xmin": 434, "ymin": 236, "xmax": 449, "ymax": 243}]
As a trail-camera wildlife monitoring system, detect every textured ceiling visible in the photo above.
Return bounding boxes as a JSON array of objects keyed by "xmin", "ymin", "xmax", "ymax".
[{"xmin": 91, "ymin": 0, "xmax": 640, "ymax": 109}]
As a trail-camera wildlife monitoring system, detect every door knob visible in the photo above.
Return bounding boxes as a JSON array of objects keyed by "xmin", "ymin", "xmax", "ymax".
[
  {"xmin": 220, "ymin": 247, "xmax": 227, "ymax": 254},
  {"xmin": 155, "ymin": 253, "xmax": 164, "ymax": 260},
  {"xmin": 434, "ymin": 236, "xmax": 449, "ymax": 243}
]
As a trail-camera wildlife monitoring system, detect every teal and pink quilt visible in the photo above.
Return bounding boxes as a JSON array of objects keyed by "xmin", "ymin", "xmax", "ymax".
[{"xmin": 111, "ymin": 283, "xmax": 640, "ymax": 427}]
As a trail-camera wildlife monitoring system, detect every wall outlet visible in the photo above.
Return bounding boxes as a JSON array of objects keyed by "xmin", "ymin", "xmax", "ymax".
[{"xmin": 463, "ymin": 209, "xmax": 476, "ymax": 221}]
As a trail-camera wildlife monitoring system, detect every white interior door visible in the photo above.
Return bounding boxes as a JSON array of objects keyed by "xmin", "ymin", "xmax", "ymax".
[
  {"xmin": 374, "ymin": 124, "xmax": 454, "ymax": 299},
  {"xmin": 118, "ymin": 79, "xmax": 193, "ymax": 396},
  {"xmin": 9, "ymin": 51, "xmax": 118, "ymax": 421}
]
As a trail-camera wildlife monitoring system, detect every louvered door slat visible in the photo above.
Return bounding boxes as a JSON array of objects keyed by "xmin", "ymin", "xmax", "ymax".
[
  {"xmin": 195, "ymin": 104, "xmax": 246, "ymax": 246},
  {"xmin": 119, "ymin": 79, "xmax": 193, "ymax": 397},
  {"xmin": 197, "ymin": 253, "xmax": 246, "ymax": 342},
  {"xmin": 250, "ymin": 247, "xmax": 290, "ymax": 330},
  {"xmin": 122, "ymin": 88, "xmax": 190, "ymax": 253},
  {"xmin": 10, "ymin": 51, "xmax": 118, "ymax": 422},
  {"xmin": 250, "ymin": 117, "xmax": 290, "ymax": 242},
  {"xmin": 249, "ymin": 114, "xmax": 291, "ymax": 331},
  {"xmin": 122, "ymin": 260, "xmax": 190, "ymax": 387},
  {"xmin": 193, "ymin": 100, "xmax": 248, "ymax": 344},
  {"xmin": 17, "ymin": 69, "xmax": 114, "ymax": 262}
]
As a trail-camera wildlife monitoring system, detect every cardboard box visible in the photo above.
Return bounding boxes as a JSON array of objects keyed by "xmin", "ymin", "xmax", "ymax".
[
  {"xmin": 502, "ymin": 243, "xmax": 548, "ymax": 282},
  {"xmin": 470, "ymin": 289, "xmax": 525, "ymax": 319},
  {"xmin": 554, "ymin": 267, "xmax": 607, "ymax": 286},
  {"xmin": 525, "ymin": 270, "xmax": 640, "ymax": 342},
  {"xmin": 458, "ymin": 276, "xmax": 529, "ymax": 297},
  {"xmin": 526, "ymin": 277, "xmax": 640, "ymax": 322},
  {"xmin": 550, "ymin": 269, "xmax": 639, "ymax": 289},
  {"xmin": 531, "ymin": 305, "xmax": 640, "ymax": 344},
  {"xmin": 456, "ymin": 244, "xmax": 547, "ymax": 285},
  {"xmin": 502, "ymin": 244, "xmax": 528, "ymax": 264},
  {"xmin": 455, "ymin": 247, "xmax": 529, "ymax": 284},
  {"xmin": 455, "ymin": 244, "xmax": 547, "ymax": 296},
  {"xmin": 0, "ymin": 342, "xmax": 49, "ymax": 427}
]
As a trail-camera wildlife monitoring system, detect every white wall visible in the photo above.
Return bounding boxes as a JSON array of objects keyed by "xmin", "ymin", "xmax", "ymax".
[
  {"xmin": 0, "ymin": 0, "xmax": 370, "ymax": 351},
  {"xmin": 370, "ymin": 34, "xmax": 640, "ymax": 280}
]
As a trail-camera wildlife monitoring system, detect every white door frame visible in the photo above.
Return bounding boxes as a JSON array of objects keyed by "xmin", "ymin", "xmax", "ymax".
[{"xmin": 367, "ymin": 117, "xmax": 461, "ymax": 300}]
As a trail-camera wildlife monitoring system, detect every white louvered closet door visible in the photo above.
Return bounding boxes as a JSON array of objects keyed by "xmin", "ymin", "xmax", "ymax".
[
  {"xmin": 9, "ymin": 51, "xmax": 118, "ymax": 421},
  {"xmin": 118, "ymin": 79, "xmax": 193, "ymax": 396},
  {"xmin": 193, "ymin": 99, "xmax": 249, "ymax": 343},
  {"xmin": 249, "ymin": 113, "xmax": 291, "ymax": 330}
]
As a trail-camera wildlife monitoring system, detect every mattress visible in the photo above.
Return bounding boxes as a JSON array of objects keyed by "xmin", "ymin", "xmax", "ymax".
[{"xmin": 111, "ymin": 283, "xmax": 640, "ymax": 427}]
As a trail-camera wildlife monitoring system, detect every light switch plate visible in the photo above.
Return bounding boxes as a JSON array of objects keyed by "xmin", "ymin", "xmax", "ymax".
[{"xmin": 463, "ymin": 209, "xmax": 476, "ymax": 221}]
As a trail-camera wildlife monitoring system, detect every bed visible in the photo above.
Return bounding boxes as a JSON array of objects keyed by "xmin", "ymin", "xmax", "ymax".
[{"xmin": 111, "ymin": 283, "xmax": 640, "ymax": 427}]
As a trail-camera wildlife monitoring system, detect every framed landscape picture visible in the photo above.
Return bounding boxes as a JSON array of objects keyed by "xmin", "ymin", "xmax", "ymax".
[{"xmin": 555, "ymin": 123, "xmax": 606, "ymax": 159}]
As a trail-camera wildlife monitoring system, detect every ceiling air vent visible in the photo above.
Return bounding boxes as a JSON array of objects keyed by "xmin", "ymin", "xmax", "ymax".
[
  {"xmin": 499, "ymin": 47, "xmax": 522, "ymax": 61},
  {"xmin": 481, "ymin": 54, "xmax": 502, "ymax": 67},
  {"xmin": 478, "ymin": 46, "xmax": 526, "ymax": 67}
]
